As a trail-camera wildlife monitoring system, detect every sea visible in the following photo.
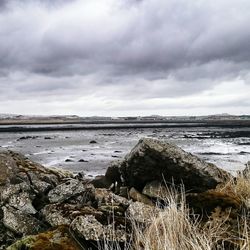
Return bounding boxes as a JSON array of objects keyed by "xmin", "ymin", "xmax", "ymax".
[{"xmin": 0, "ymin": 124, "xmax": 249, "ymax": 177}]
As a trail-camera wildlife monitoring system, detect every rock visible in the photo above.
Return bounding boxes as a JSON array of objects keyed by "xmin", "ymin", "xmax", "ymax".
[
  {"xmin": 119, "ymin": 186, "xmax": 129, "ymax": 198},
  {"xmin": 111, "ymin": 155, "xmax": 121, "ymax": 158},
  {"xmin": 89, "ymin": 140, "xmax": 97, "ymax": 144},
  {"xmin": 242, "ymin": 161, "xmax": 250, "ymax": 178},
  {"xmin": 90, "ymin": 175, "xmax": 108, "ymax": 188},
  {"xmin": 126, "ymin": 201, "xmax": 160, "ymax": 224},
  {"xmin": 41, "ymin": 203, "xmax": 102, "ymax": 227},
  {"xmin": 95, "ymin": 188, "xmax": 129, "ymax": 208},
  {"xmin": 17, "ymin": 136, "xmax": 39, "ymax": 141},
  {"xmin": 91, "ymin": 161, "xmax": 122, "ymax": 189},
  {"xmin": 44, "ymin": 136, "xmax": 52, "ymax": 140},
  {"xmin": 6, "ymin": 226, "xmax": 82, "ymax": 250},
  {"xmin": 65, "ymin": 158, "xmax": 74, "ymax": 162},
  {"xmin": 78, "ymin": 159, "xmax": 88, "ymax": 162},
  {"xmin": 2, "ymin": 206, "xmax": 44, "ymax": 235},
  {"xmin": 129, "ymin": 187, "xmax": 154, "ymax": 206},
  {"xmin": 142, "ymin": 180, "xmax": 169, "ymax": 200},
  {"xmin": 48, "ymin": 179, "xmax": 94, "ymax": 204},
  {"xmin": 71, "ymin": 215, "xmax": 127, "ymax": 242},
  {"xmin": 0, "ymin": 150, "xmax": 63, "ymax": 189},
  {"xmin": 119, "ymin": 138, "xmax": 231, "ymax": 192},
  {"xmin": 8, "ymin": 192, "xmax": 37, "ymax": 214}
]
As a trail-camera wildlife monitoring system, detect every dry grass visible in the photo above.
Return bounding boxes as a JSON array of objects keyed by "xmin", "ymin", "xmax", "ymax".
[
  {"xmin": 132, "ymin": 187, "xmax": 228, "ymax": 250},
  {"xmin": 101, "ymin": 175, "xmax": 250, "ymax": 250}
]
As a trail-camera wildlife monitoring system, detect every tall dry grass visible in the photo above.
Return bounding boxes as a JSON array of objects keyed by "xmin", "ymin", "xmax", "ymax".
[{"xmin": 101, "ymin": 175, "xmax": 250, "ymax": 250}]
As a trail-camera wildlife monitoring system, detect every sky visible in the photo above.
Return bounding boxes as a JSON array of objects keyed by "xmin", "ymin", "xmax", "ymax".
[{"xmin": 0, "ymin": 0, "xmax": 250, "ymax": 116}]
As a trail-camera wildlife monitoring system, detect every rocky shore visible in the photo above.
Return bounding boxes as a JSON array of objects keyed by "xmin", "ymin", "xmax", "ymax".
[{"xmin": 0, "ymin": 138, "xmax": 249, "ymax": 249}]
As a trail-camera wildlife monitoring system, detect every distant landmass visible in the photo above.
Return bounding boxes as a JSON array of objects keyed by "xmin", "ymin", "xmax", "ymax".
[{"xmin": 0, "ymin": 113, "xmax": 249, "ymax": 125}]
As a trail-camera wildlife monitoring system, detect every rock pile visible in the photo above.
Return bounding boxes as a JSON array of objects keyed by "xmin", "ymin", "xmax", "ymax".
[{"xmin": 0, "ymin": 138, "xmax": 248, "ymax": 250}]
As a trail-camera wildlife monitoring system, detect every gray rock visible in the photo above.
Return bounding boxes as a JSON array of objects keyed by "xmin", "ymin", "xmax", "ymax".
[
  {"xmin": 48, "ymin": 179, "xmax": 92, "ymax": 203},
  {"xmin": 41, "ymin": 204, "xmax": 71, "ymax": 226},
  {"xmin": 0, "ymin": 183, "xmax": 31, "ymax": 202},
  {"xmin": 126, "ymin": 201, "xmax": 160, "ymax": 224},
  {"xmin": 8, "ymin": 192, "xmax": 37, "ymax": 215},
  {"xmin": 129, "ymin": 187, "xmax": 154, "ymax": 206},
  {"xmin": 41, "ymin": 203, "xmax": 102, "ymax": 227},
  {"xmin": 71, "ymin": 215, "xmax": 127, "ymax": 242},
  {"xmin": 2, "ymin": 206, "xmax": 43, "ymax": 235},
  {"xmin": 119, "ymin": 138, "xmax": 231, "ymax": 192}
]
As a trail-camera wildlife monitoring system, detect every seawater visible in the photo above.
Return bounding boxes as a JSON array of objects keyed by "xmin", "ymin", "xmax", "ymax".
[{"xmin": 0, "ymin": 126, "xmax": 249, "ymax": 176}]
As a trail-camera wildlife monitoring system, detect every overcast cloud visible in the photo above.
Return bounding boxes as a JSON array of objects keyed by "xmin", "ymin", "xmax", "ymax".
[{"xmin": 0, "ymin": 0, "xmax": 249, "ymax": 116}]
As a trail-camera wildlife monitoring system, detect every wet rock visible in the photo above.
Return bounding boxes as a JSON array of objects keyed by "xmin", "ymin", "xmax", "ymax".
[
  {"xmin": 17, "ymin": 136, "xmax": 38, "ymax": 141},
  {"xmin": 44, "ymin": 136, "xmax": 52, "ymax": 140},
  {"xmin": 126, "ymin": 201, "xmax": 160, "ymax": 224},
  {"xmin": 142, "ymin": 180, "xmax": 169, "ymax": 200},
  {"xmin": 6, "ymin": 226, "xmax": 82, "ymax": 250},
  {"xmin": 71, "ymin": 215, "xmax": 127, "ymax": 242},
  {"xmin": 65, "ymin": 158, "xmax": 74, "ymax": 162},
  {"xmin": 111, "ymin": 155, "xmax": 121, "ymax": 158},
  {"xmin": 129, "ymin": 187, "xmax": 154, "ymax": 206},
  {"xmin": 119, "ymin": 138, "xmax": 231, "ymax": 192},
  {"xmin": 78, "ymin": 159, "xmax": 88, "ymax": 162},
  {"xmin": 2, "ymin": 206, "xmax": 44, "ymax": 235},
  {"xmin": 41, "ymin": 203, "xmax": 102, "ymax": 227},
  {"xmin": 48, "ymin": 179, "xmax": 94, "ymax": 204}
]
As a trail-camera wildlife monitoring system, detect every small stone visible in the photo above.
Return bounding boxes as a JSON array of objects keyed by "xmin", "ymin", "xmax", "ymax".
[
  {"xmin": 142, "ymin": 180, "xmax": 169, "ymax": 200},
  {"xmin": 126, "ymin": 201, "xmax": 160, "ymax": 224},
  {"xmin": 129, "ymin": 187, "xmax": 154, "ymax": 206},
  {"xmin": 89, "ymin": 140, "xmax": 97, "ymax": 144}
]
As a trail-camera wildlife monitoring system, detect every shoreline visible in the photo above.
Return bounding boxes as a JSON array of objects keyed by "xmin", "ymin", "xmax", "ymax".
[{"xmin": 0, "ymin": 120, "xmax": 250, "ymax": 133}]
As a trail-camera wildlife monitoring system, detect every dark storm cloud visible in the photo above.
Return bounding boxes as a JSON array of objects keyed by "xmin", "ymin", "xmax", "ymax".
[{"xmin": 0, "ymin": 0, "xmax": 250, "ymax": 115}]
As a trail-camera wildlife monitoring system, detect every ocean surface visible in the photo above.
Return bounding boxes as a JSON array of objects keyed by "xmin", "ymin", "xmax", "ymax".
[{"xmin": 0, "ymin": 125, "xmax": 249, "ymax": 177}]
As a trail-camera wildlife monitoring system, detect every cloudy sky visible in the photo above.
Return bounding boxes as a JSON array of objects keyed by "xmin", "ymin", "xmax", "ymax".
[{"xmin": 0, "ymin": 0, "xmax": 250, "ymax": 116}]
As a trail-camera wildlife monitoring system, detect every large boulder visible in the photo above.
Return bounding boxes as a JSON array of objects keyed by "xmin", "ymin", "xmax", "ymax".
[{"xmin": 119, "ymin": 138, "xmax": 231, "ymax": 192}]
